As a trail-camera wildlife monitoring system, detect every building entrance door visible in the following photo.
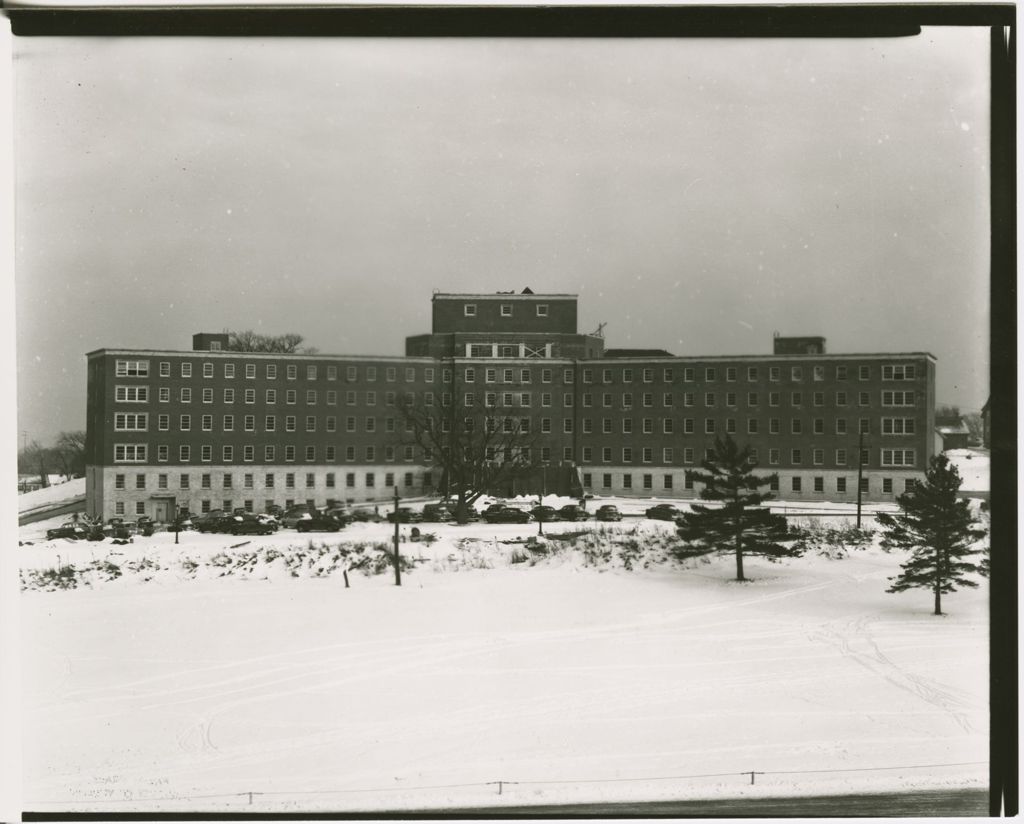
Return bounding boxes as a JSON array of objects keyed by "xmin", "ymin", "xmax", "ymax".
[{"xmin": 153, "ymin": 500, "xmax": 171, "ymax": 522}]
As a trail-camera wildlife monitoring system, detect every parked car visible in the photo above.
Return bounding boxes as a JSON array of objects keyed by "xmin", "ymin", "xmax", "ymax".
[
  {"xmin": 195, "ymin": 513, "xmax": 233, "ymax": 533},
  {"xmin": 104, "ymin": 517, "xmax": 135, "ymax": 538},
  {"xmin": 295, "ymin": 514, "xmax": 344, "ymax": 533},
  {"xmin": 482, "ymin": 505, "xmax": 533, "ymax": 524},
  {"xmin": 254, "ymin": 513, "xmax": 281, "ymax": 530},
  {"xmin": 229, "ymin": 515, "xmax": 277, "ymax": 535},
  {"xmin": 558, "ymin": 504, "xmax": 590, "ymax": 522},
  {"xmin": 645, "ymin": 504, "xmax": 683, "ymax": 521},
  {"xmin": 264, "ymin": 504, "xmax": 285, "ymax": 518},
  {"xmin": 136, "ymin": 516, "xmax": 156, "ymax": 536},
  {"xmin": 281, "ymin": 506, "xmax": 315, "ymax": 528},
  {"xmin": 323, "ymin": 507, "xmax": 353, "ymax": 525},
  {"xmin": 529, "ymin": 505, "xmax": 560, "ymax": 523},
  {"xmin": 46, "ymin": 522, "xmax": 87, "ymax": 540},
  {"xmin": 348, "ymin": 508, "xmax": 382, "ymax": 522},
  {"xmin": 595, "ymin": 505, "xmax": 623, "ymax": 522},
  {"xmin": 421, "ymin": 503, "xmax": 453, "ymax": 522},
  {"xmin": 386, "ymin": 507, "xmax": 423, "ymax": 524}
]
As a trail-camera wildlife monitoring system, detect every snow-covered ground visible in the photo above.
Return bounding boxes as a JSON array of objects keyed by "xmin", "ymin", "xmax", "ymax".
[
  {"xmin": 18, "ymin": 509, "xmax": 988, "ymax": 814},
  {"xmin": 17, "ymin": 477, "xmax": 85, "ymax": 513},
  {"xmin": 945, "ymin": 448, "xmax": 990, "ymax": 494}
]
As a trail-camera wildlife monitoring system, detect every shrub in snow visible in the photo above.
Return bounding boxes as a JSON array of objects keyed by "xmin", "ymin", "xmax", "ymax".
[
  {"xmin": 791, "ymin": 523, "xmax": 876, "ymax": 560},
  {"xmin": 21, "ymin": 564, "xmax": 80, "ymax": 591}
]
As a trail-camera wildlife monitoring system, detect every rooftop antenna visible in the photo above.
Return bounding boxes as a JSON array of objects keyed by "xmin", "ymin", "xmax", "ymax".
[{"xmin": 592, "ymin": 322, "xmax": 607, "ymax": 338}]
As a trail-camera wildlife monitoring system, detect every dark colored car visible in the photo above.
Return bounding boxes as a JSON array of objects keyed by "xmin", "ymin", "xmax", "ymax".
[
  {"xmin": 323, "ymin": 507, "xmax": 352, "ymax": 525},
  {"xmin": 348, "ymin": 508, "xmax": 382, "ymax": 522},
  {"xmin": 646, "ymin": 504, "xmax": 684, "ymax": 521},
  {"xmin": 421, "ymin": 503, "xmax": 453, "ymax": 522},
  {"xmin": 530, "ymin": 506, "xmax": 560, "ymax": 523},
  {"xmin": 295, "ymin": 514, "xmax": 344, "ymax": 533},
  {"xmin": 482, "ymin": 506, "xmax": 533, "ymax": 524},
  {"xmin": 136, "ymin": 516, "xmax": 156, "ymax": 537},
  {"xmin": 595, "ymin": 505, "xmax": 623, "ymax": 522},
  {"xmin": 46, "ymin": 522, "xmax": 87, "ymax": 540},
  {"xmin": 558, "ymin": 504, "xmax": 590, "ymax": 522},
  {"xmin": 386, "ymin": 507, "xmax": 423, "ymax": 524},
  {"xmin": 281, "ymin": 506, "xmax": 316, "ymax": 528},
  {"xmin": 196, "ymin": 513, "xmax": 234, "ymax": 533},
  {"xmin": 229, "ymin": 515, "xmax": 277, "ymax": 535}
]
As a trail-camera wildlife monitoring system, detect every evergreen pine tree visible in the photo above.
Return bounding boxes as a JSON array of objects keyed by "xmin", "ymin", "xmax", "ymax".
[
  {"xmin": 675, "ymin": 435, "xmax": 798, "ymax": 581},
  {"xmin": 876, "ymin": 454, "xmax": 988, "ymax": 615}
]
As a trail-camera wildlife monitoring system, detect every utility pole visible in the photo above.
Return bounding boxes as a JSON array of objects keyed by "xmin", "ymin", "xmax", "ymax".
[
  {"xmin": 392, "ymin": 486, "xmax": 402, "ymax": 586},
  {"xmin": 856, "ymin": 430, "xmax": 865, "ymax": 528},
  {"xmin": 537, "ymin": 463, "xmax": 547, "ymax": 535}
]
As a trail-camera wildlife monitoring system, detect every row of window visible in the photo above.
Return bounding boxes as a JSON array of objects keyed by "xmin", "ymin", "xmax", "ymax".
[
  {"xmin": 109, "ymin": 471, "xmax": 434, "ymax": 517},
  {"xmin": 462, "ymin": 302, "xmax": 550, "ymax": 317},
  {"xmin": 116, "ymin": 411, "xmax": 919, "ymax": 437},
  {"xmin": 115, "ymin": 385, "xmax": 921, "ymax": 411},
  {"xmin": 114, "ymin": 469, "xmax": 426, "ymax": 492},
  {"xmin": 119, "ymin": 359, "xmax": 429, "ymax": 383},
  {"xmin": 579, "ymin": 473, "xmax": 916, "ymax": 494},
  {"xmin": 114, "ymin": 443, "xmax": 423, "ymax": 464},
  {"xmin": 113, "ymin": 441, "xmax": 917, "ymax": 469},
  {"xmin": 115, "ymin": 359, "xmax": 921, "ymax": 385}
]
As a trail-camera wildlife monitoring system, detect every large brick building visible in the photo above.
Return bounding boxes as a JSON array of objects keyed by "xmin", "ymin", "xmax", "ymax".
[{"xmin": 85, "ymin": 289, "xmax": 935, "ymax": 520}]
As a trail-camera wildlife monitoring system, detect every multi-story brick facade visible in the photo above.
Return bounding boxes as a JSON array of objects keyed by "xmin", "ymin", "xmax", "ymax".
[{"xmin": 85, "ymin": 290, "xmax": 935, "ymax": 520}]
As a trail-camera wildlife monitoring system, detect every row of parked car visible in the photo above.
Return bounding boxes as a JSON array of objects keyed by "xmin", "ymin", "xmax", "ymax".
[{"xmin": 43, "ymin": 501, "xmax": 691, "ymax": 542}]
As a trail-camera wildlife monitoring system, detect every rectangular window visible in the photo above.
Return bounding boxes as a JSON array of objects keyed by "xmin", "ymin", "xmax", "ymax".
[
  {"xmin": 243, "ymin": 445, "xmax": 254, "ymax": 462},
  {"xmin": 245, "ymin": 388, "xmax": 256, "ymax": 404},
  {"xmin": 726, "ymin": 367, "xmax": 737, "ymax": 382},
  {"xmin": 114, "ymin": 412, "xmax": 149, "ymax": 431},
  {"xmin": 202, "ymin": 414, "xmax": 213, "ymax": 431},
  {"xmin": 859, "ymin": 365, "xmax": 870, "ymax": 381},
  {"xmin": 880, "ymin": 449, "xmax": 916, "ymax": 467},
  {"xmin": 769, "ymin": 448, "xmax": 780, "ymax": 465},
  {"xmin": 623, "ymin": 474, "xmax": 633, "ymax": 489},
  {"xmin": 223, "ymin": 388, "xmax": 235, "ymax": 404},
  {"xmin": 882, "ymin": 417, "xmax": 916, "ymax": 435},
  {"xmin": 115, "ymin": 385, "xmax": 149, "ymax": 403},
  {"xmin": 837, "ymin": 477, "xmax": 847, "ymax": 493},
  {"xmin": 265, "ymin": 389, "xmax": 276, "ymax": 404},
  {"xmin": 791, "ymin": 449, "xmax": 802, "ymax": 465},
  {"xmin": 264, "ymin": 364, "xmax": 276, "ymax": 380},
  {"xmin": 179, "ymin": 445, "xmax": 190, "ymax": 462},
  {"xmin": 683, "ymin": 418, "xmax": 694, "ymax": 434},
  {"xmin": 882, "ymin": 390, "xmax": 916, "ymax": 407},
  {"xmin": 792, "ymin": 477, "xmax": 802, "ymax": 492},
  {"xmin": 792, "ymin": 419, "xmax": 803, "ymax": 434},
  {"xmin": 286, "ymin": 365, "xmax": 297, "ymax": 380},
  {"xmin": 222, "ymin": 445, "xmax": 233, "ymax": 462},
  {"xmin": 813, "ymin": 448, "xmax": 824, "ymax": 466},
  {"xmin": 882, "ymin": 364, "xmax": 916, "ymax": 381},
  {"xmin": 267, "ymin": 446, "xmax": 277, "ymax": 462}
]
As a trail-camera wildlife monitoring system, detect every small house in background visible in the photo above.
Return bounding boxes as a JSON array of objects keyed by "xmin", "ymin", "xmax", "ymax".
[
  {"xmin": 935, "ymin": 421, "xmax": 972, "ymax": 452},
  {"xmin": 981, "ymin": 397, "xmax": 990, "ymax": 448}
]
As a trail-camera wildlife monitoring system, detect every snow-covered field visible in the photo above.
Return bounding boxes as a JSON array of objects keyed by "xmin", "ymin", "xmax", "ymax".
[{"xmin": 18, "ymin": 509, "xmax": 988, "ymax": 814}]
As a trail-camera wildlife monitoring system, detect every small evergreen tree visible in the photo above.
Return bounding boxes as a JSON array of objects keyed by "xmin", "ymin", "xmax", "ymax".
[
  {"xmin": 876, "ymin": 454, "xmax": 988, "ymax": 615},
  {"xmin": 675, "ymin": 435, "xmax": 798, "ymax": 581}
]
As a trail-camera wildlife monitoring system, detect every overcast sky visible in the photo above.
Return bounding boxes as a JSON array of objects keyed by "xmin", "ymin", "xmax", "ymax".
[{"xmin": 15, "ymin": 29, "xmax": 990, "ymax": 445}]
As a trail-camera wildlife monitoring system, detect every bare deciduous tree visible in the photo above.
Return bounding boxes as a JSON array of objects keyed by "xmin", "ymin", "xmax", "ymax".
[
  {"xmin": 226, "ymin": 330, "xmax": 318, "ymax": 354},
  {"xmin": 396, "ymin": 377, "xmax": 541, "ymax": 523}
]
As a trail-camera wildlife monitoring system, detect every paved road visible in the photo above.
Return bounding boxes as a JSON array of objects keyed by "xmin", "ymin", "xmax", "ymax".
[{"xmin": 417, "ymin": 788, "xmax": 990, "ymax": 817}]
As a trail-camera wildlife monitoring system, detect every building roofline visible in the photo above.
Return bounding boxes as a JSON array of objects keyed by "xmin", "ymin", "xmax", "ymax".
[
  {"xmin": 431, "ymin": 293, "xmax": 578, "ymax": 300},
  {"xmin": 88, "ymin": 348, "xmax": 936, "ymax": 363}
]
